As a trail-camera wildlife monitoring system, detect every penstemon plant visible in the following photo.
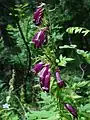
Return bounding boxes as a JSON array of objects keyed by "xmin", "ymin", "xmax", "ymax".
[{"xmin": 31, "ymin": 3, "xmax": 83, "ymax": 120}]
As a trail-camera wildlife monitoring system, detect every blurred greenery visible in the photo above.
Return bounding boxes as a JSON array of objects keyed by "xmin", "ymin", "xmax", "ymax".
[{"xmin": 0, "ymin": 0, "xmax": 90, "ymax": 120}]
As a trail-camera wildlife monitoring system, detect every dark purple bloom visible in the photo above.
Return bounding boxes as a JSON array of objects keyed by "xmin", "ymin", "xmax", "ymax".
[
  {"xmin": 39, "ymin": 64, "xmax": 49, "ymax": 87},
  {"xmin": 64, "ymin": 103, "xmax": 78, "ymax": 118},
  {"xmin": 58, "ymin": 80, "xmax": 65, "ymax": 88},
  {"xmin": 39, "ymin": 64, "xmax": 49, "ymax": 79},
  {"xmin": 55, "ymin": 68, "xmax": 65, "ymax": 88},
  {"xmin": 32, "ymin": 62, "xmax": 43, "ymax": 74},
  {"xmin": 33, "ymin": 7, "xmax": 43, "ymax": 25},
  {"xmin": 56, "ymin": 68, "xmax": 62, "ymax": 81},
  {"xmin": 32, "ymin": 29, "xmax": 47, "ymax": 48},
  {"xmin": 40, "ymin": 76, "xmax": 45, "ymax": 88},
  {"xmin": 42, "ymin": 72, "xmax": 51, "ymax": 92}
]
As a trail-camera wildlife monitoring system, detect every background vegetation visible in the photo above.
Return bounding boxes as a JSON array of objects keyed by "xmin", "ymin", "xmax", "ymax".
[{"xmin": 0, "ymin": 0, "xmax": 90, "ymax": 120}]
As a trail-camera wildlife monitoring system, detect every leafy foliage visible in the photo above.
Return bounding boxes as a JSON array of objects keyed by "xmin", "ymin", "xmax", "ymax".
[
  {"xmin": 0, "ymin": 0, "xmax": 90, "ymax": 120},
  {"xmin": 66, "ymin": 27, "xmax": 90, "ymax": 36}
]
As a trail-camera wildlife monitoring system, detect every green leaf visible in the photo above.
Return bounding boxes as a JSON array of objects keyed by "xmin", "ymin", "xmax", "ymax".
[
  {"xmin": 59, "ymin": 45, "xmax": 77, "ymax": 49},
  {"xmin": 66, "ymin": 58, "xmax": 74, "ymax": 61},
  {"xmin": 72, "ymin": 81, "xmax": 90, "ymax": 89},
  {"xmin": 66, "ymin": 27, "xmax": 90, "ymax": 36},
  {"xmin": 56, "ymin": 59, "xmax": 59, "ymax": 63},
  {"xmin": 83, "ymin": 104, "xmax": 90, "ymax": 112}
]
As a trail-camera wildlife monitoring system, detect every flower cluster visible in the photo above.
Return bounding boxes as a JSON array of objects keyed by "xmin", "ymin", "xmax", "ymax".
[
  {"xmin": 32, "ymin": 4, "xmax": 48, "ymax": 48},
  {"xmin": 32, "ymin": 61, "xmax": 66, "ymax": 92},
  {"xmin": 32, "ymin": 62, "xmax": 77, "ymax": 118},
  {"xmin": 32, "ymin": 62, "xmax": 51, "ymax": 92}
]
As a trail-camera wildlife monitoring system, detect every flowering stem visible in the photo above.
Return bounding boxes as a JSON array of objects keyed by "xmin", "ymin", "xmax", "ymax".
[
  {"xmin": 56, "ymin": 89, "xmax": 63, "ymax": 120},
  {"xmin": 79, "ymin": 63, "xmax": 86, "ymax": 79},
  {"xmin": 59, "ymin": 98, "xmax": 63, "ymax": 120},
  {"xmin": 73, "ymin": 116, "xmax": 78, "ymax": 120},
  {"xmin": 46, "ymin": 5, "xmax": 52, "ymax": 33}
]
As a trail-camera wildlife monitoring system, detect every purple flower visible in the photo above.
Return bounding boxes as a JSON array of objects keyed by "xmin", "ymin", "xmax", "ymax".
[
  {"xmin": 33, "ymin": 7, "xmax": 43, "ymax": 25},
  {"xmin": 32, "ymin": 29, "xmax": 47, "ymax": 48},
  {"xmin": 58, "ymin": 80, "xmax": 65, "ymax": 88},
  {"xmin": 40, "ymin": 76, "xmax": 45, "ymax": 88},
  {"xmin": 64, "ymin": 103, "xmax": 78, "ymax": 118},
  {"xmin": 39, "ymin": 64, "xmax": 49, "ymax": 88},
  {"xmin": 42, "ymin": 72, "xmax": 51, "ymax": 92},
  {"xmin": 56, "ymin": 68, "xmax": 62, "ymax": 81},
  {"xmin": 32, "ymin": 62, "xmax": 43, "ymax": 74},
  {"xmin": 55, "ymin": 68, "xmax": 65, "ymax": 88},
  {"xmin": 39, "ymin": 64, "xmax": 49, "ymax": 80},
  {"xmin": 39, "ymin": 64, "xmax": 49, "ymax": 77}
]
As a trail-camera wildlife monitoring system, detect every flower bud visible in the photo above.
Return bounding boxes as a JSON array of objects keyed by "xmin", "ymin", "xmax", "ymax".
[
  {"xmin": 56, "ymin": 68, "xmax": 62, "ymax": 82},
  {"xmin": 33, "ymin": 7, "xmax": 43, "ymax": 25},
  {"xmin": 64, "ymin": 103, "xmax": 78, "ymax": 118},
  {"xmin": 58, "ymin": 80, "xmax": 65, "ymax": 88},
  {"xmin": 55, "ymin": 68, "xmax": 65, "ymax": 88}
]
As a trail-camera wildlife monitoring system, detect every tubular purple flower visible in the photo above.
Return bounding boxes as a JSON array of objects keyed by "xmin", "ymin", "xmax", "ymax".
[
  {"xmin": 40, "ymin": 76, "xmax": 45, "ymax": 88},
  {"xmin": 39, "ymin": 64, "xmax": 49, "ymax": 79},
  {"xmin": 39, "ymin": 64, "xmax": 49, "ymax": 87},
  {"xmin": 58, "ymin": 80, "xmax": 65, "ymax": 88},
  {"xmin": 32, "ymin": 31, "xmax": 42, "ymax": 48},
  {"xmin": 56, "ymin": 68, "xmax": 62, "ymax": 82},
  {"xmin": 38, "ymin": 30, "xmax": 45, "ymax": 47},
  {"xmin": 32, "ymin": 62, "xmax": 43, "ymax": 74},
  {"xmin": 32, "ymin": 29, "xmax": 47, "ymax": 48},
  {"xmin": 33, "ymin": 7, "xmax": 43, "ymax": 25},
  {"xmin": 42, "ymin": 72, "xmax": 51, "ymax": 92},
  {"xmin": 55, "ymin": 68, "xmax": 65, "ymax": 88},
  {"xmin": 64, "ymin": 103, "xmax": 78, "ymax": 118}
]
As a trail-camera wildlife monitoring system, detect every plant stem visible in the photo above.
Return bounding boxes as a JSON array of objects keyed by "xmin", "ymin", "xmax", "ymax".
[
  {"xmin": 59, "ymin": 98, "xmax": 63, "ymax": 120},
  {"xmin": 17, "ymin": 20, "xmax": 32, "ymax": 103},
  {"xmin": 79, "ymin": 63, "xmax": 85, "ymax": 79},
  {"xmin": 17, "ymin": 21, "xmax": 31, "ymax": 78}
]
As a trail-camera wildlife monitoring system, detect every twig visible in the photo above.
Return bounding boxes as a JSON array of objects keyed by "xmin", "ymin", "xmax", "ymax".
[
  {"xmin": 79, "ymin": 63, "xmax": 86, "ymax": 79},
  {"xmin": 16, "ymin": 21, "xmax": 31, "ymax": 78}
]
